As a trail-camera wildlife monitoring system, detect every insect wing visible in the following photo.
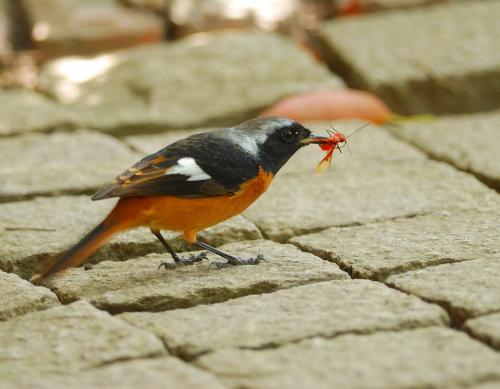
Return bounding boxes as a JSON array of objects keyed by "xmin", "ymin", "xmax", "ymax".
[{"xmin": 315, "ymin": 149, "xmax": 334, "ymax": 174}]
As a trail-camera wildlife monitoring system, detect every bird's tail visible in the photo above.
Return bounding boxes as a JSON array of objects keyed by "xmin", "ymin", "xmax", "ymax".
[
  {"xmin": 32, "ymin": 221, "xmax": 118, "ymax": 285},
  {"xmin": 31, "ymin": 198, "xmax": 142, "ymax": 285}
]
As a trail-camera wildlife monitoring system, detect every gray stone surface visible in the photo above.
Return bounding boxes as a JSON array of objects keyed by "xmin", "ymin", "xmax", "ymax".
[
  {"xmin": 0, "ymin": 271, "xmax": 59, "ymax": 320},
  {"xmin": 465, "ymin": 312, "xmax": 500, "ymax": 351},
  {"xmin": 387, "ymin": 256, "xmax": 500, "ymax": 323},
  {"xmin": 125, "ymin": 121, "xmax": 425, "ymax": 175},
  {"xmin": 196, "ymin": 327, "xmax": 500, "ymax": 389},
  {"xmin": 0, "ymin": 301, "xmax": 166, "ymax": 380},
  {"xmin": 40, "ymin": 31, "xmax": 343, "ymax": 133},
  {"xmin": 314, "ymin": 1, "xmax": 500, "ymax": 114},
  {"xmin": 24, "ymin": 0, "xmax": 164, "ymax": 58},
  {"xmin": 291, "ymin": 209, "xmax": 500, "ymax": 280},
  {"xmin": 3, "ymin": 357, "xmax": 227, "ymax": 389},
  {"xmin": 0, "ymin": 90, "xmax": 74, "ymax": 136},
  {"xmin": 389, "ymin": 110, "xmax": 500, "ymax": 191},
  {"xmin": 46, "ymin": 240, "xmax": 348, "ymax": 313},
  {"xmin": 0, "ymin": 196, "xmax": 262, "ymax": 279},
  {"xmin": 244, "ymin": 159, "xmax": 498, "ymax": 241},
  {"xmin": 0, "ymin": 129, "xmax": 139, "ymax": 201},
  {"xmin": 120, "ymin": 280, "xmax": 447, "ymax": 359}
]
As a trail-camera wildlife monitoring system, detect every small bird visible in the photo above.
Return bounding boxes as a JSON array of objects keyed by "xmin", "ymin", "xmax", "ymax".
[{"xmin": 33, "ymin": 117, "xmax": 328, "ymax": 283}]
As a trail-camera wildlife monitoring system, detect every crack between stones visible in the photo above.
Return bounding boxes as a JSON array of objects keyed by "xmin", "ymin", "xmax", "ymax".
[
  {"xmin": 187, "ymin": 323, "xmax": 446, "ymax": 367},
  {"xmin": 385, "ymin": 128, "xmax": 500, "ymax": 193},
  {"xmin": 98, "ymin": 277, "xmax": 342, "ymax": 315},
  {"xmin": 386, "ymin": 284, "xmax": 472, "ymax": 329},
  {"xmin": 0, "ymin": 188, "xmax": 97, "ymax": 204},
  {"xmin": 0, "ymin": 123, "xmax": 85, "ymax": 139},
  {"xmin": 289, "ymin": 238, "xmax": 467, "ymax": 283},
  {"xmin": 274, "ymin": 209, "xmax": 439, "ymax": 245},
  {"xmin": 462, "ymin": 308, "xmax": 500, "ymax": 352},
  {"xmin": 83, "ymin": 351, "xmax": 168, "ymax": 371},
  {"xmin": 290, "ymin": 244, "xmax": 483, "ymax": 327}
]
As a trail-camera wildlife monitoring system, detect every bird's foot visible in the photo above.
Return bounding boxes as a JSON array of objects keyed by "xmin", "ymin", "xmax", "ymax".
[
  {"xmin": 158, "ymin": 252, "xmax": 208, "ymax": 270},
  {"xmin": 211, "ymin": 254, "xmax": 264, "ymax": 269}
]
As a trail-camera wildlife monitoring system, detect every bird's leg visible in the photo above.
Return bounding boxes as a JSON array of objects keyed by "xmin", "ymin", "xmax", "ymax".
[
  {"xmin": 151, "ymin": 230, "xmax": 207, "ymax": 269},
  {"xmin": 195, "ymin": 241, "xmax": 264, "ymax": 268}
]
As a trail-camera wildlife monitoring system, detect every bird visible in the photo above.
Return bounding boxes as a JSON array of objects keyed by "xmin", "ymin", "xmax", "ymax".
[{"xmin": 33, "ymin": 117, "xmax": 328, "ymax": 284}]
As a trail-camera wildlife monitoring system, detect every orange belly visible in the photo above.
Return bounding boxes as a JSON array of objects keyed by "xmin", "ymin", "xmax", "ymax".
[{"xmin": 109, "ymin": 167, "xmax": 273, "ymax": 243}]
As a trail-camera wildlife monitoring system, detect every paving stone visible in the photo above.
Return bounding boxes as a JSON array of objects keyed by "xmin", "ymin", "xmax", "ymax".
[
  {"xmin": 0, "ymin": 89, "xmax": 74, "ymax": 136},
  {"xmin": 465, "ymin": 312, "xmax": 500, "ymax": 351},
  {"xmin": 314, "ymin": 1, "xmax": 500, "ymax": 114},
  {"xmin": 389, "ymin": 110, "xmax": 500, "ymax": 191},
  {"xmin": 244, "ymin": 159, "xmax": 498, "ymax": 241},
  {"xmin": 120, "ymin": 279, "xmax": 447, "ymax": 359},
  {"xmin": 45, "ymin": 240, "xmax": 348, "ymax": 314},
  {"xmin": 0, "ymin": 300, "xmax": 166, "ymax": 381},
  {"xmin": 387, "ymin": 256, "xmax": 500, "ymax": 324},
  {"xmin": 40, "ymin": 31, "xmax": 344, "ymax": 133},
  {"xmin": 291, "ymin": 209, "xmax": 500, "ymax": 280},
  {"xmin": 0, "ymin": 129, "xmax": 139, "ymax": 201},
  {"xmin": 24, "ymin": 0, "xmax": 163, "ymax": 58},
  {"xmin": 124, "ymin": 120, "xmax": 425, "ymax": 175},
  {"xmin": 0, "ymin": 271, "xmax": 59, "ymax": 321},
  {"xmin": 196, "ymin": 327, "xmax": 500, "ymax": 389},
  {"xmin": 2, "ymin": 357, "xmax": 227, "ymax": 389},
  {"xmin": 0, "ymin": 196, "xmax": 261, "ymax": 280}
]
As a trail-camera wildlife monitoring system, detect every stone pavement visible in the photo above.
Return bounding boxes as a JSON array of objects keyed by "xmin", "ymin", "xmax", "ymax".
[
  {"xmin": 1, "ymin": 2, "xmax": 500, "ymax": 388},
  {"xmin": 312, "ymin": 1, "xmax": 500, "ymax": 114}
]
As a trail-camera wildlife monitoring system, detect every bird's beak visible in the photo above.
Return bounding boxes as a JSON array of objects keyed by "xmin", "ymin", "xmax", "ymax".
[{"xmin": 300, "ymin": 134, "xmax": 329, "ymax": 146}]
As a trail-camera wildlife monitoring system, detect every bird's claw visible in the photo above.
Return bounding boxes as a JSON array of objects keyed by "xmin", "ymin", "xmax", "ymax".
[
  {"xmin": 210, "ymin": 254, "xmax": 264, "ymax": 269},
  {"xmin": 158, "ymin": 252, "xmax": 208, "ymax": 271}
]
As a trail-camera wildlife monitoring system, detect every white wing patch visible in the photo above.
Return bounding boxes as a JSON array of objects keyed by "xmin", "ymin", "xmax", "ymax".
[{"xmin": 167, "ymin": 157, "xmax": 211, "ymax": 181}]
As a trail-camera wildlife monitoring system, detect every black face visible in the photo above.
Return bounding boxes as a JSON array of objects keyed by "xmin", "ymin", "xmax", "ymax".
[{"xmin": 259, "ymin": 120, "xmax": 311, "ymax": 174}]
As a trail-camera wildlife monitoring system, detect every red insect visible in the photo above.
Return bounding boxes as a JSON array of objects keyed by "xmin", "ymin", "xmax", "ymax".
[{"xmin": 315, "ymin": 124, "xmax": 368, "ymax": 174}]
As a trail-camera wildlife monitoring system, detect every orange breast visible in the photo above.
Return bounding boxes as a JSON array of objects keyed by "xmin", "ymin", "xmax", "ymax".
[{"xmin": 110, "ymin": 167, "xmax": 273, "ymax": 243}]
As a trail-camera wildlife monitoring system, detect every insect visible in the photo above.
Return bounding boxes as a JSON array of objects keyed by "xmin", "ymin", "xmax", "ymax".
[{"xmin": 315, "ymin": 124, "xmax": 369, "ymax": 174}]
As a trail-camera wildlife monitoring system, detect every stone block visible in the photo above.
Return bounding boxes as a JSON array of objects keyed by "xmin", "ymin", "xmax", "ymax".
[
  {"xmin": 40, "ymin": 31, "xmax": 343, "ymax": 133},
  {"xmin": 291, "ymin": 209, "xmax": 500, "ymax": 280},
  {"xmin": 196, "ymin": 327, "xmax": 500, "ymax": 389},
  {"xmin": 0, "ymin": 90, "xmax": 73, "ymax": 136},
  {"xmin": 314, "ymin": 1, "xmax": 500, "ymax": 114},
  {"xmin": 120, "ymin": 279, "xmax": 448, "ymax": 359},
  {"xmin": 23, "ymin": 0, "xmax": 163, "ymax": 58},
  {"xmin": 387, "ymin": 256, "xmax": 500, "ymax": 323},
  {"xmin": 388, "ymin": 110, "xmax": 500, "ymax": 191},
  {"xmin": 0, "ymin": 129, "xmax": 139, "ymax": 201},
  {"xmin": 46, "ymin": 240, "xmax": 348, "ymax": 314},
  {"xmin": 0, "ymin": 271, "xmax": 59, "ymax": 321},
  {"xmin": 0, "ymin": 301, "xmax": 166, "ymax": 381}
]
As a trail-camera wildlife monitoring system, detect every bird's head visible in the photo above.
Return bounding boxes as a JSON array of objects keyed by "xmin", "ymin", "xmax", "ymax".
[{"xmin": 228, "ymin": 117, "xmax": 328, "ymax": 174}]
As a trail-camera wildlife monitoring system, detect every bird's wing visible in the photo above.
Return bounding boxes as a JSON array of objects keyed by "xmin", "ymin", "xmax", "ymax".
[{"xmin": 92, "ymin": 132, "xmax": 258, "ymax": 200}]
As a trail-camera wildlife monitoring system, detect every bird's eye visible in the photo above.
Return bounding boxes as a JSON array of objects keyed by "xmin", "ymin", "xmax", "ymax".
[{"xmin": 281, "ymin": 129, "xmax": 295, "ymax": 142}]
